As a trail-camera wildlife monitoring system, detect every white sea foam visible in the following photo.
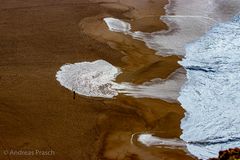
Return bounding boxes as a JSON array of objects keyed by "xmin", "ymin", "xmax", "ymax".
[
  {"xmin": 103, "ymin": 1, "xmax": 240, "ymax": 159},
  {"xmin": 56, "ymin": 56, "xmax": 184, "ymax": 101},
  {"xmin": 178, "ymin": 14, "xmax": 240, "ymax": 159},
  {"xmin": 103, "ymin": 17, "xmax": 131, "ymax": 33},
  {"xmin": 57, "ymin": 2, "xmax": 240, "ymax": 158},
  {"xmin": 137, "ymin": 133, "xmax": 186, "ymax": 148},
  {"xmin": 117, "ymin": 68, "xmax": 185, "ymax": 102},
  {"xmin": 56, "ymin": 60, "xmax": 185, "ymax": 102},
  {"xmin": 56, "ymin": 59, "xmax": 183, "ymax": 101},
  {"xmin": 56, "ymin": 60, "xmax": 121, "ymax": 98},
  {"xmin": 104, "ymin": 0, "xmax": 240, "ymax": 56},
  {"xmin": 134, "ymin": 0, "xmax": 240, "ymax": 55}
]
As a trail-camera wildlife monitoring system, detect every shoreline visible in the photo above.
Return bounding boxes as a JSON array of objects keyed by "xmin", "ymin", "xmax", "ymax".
[
  {"xmin": 59, "ymin": 0, "xmax": 194, "ymax": 159},
  {"xmin": 56, "ymin": 0, "xmax": 240, "ymax": 159}
]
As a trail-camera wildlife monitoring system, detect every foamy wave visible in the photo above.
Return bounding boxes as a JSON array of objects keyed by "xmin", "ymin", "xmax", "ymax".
[{"xmin": 178, "ymin": 14, "xmax": 240, "ymax": 159}]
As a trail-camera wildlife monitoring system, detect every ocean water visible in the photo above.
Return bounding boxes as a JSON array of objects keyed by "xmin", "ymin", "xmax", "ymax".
[
  {"xmin": 178, "ymin": 14, "xmax": 240, "ymax": 159},
  {"xmin": 141, "ymin": 0, "xmax": 240, "ymax": 55},
  {"xmin": 104, "ymin": 1, "xmax": 240, "ymax": 159}
]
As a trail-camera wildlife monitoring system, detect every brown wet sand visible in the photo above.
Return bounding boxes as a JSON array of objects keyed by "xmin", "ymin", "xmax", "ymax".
[{"xmin": 0, "ymin": 0, "xmax": 195, "ymax": 160}]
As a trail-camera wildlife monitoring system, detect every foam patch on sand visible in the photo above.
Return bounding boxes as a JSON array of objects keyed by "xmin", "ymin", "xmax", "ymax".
[
  {"xmin": 137, "ymin": 133, "xmax": 186, "ymax": 148},
  {"xmin": 104, "ymin": 17, "xmax": 131, "ymax": 33},
  {"xmin": 56, "ymin": 60, "xmax": 121, "ymax": 98},
  {"xmin": 178, "ymin": 14, "xmax": 240, "ymax": 159}
]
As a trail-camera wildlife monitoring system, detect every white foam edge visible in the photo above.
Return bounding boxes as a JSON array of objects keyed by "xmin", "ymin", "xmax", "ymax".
[{"xmin": 137, "ymin": 133, "xmax": 186, "ymax": 148}]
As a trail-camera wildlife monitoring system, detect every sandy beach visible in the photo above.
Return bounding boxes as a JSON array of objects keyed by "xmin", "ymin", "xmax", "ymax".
[{"xmin": 0, "ymin": 0, "xmax": 195, "ymax": 159}]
